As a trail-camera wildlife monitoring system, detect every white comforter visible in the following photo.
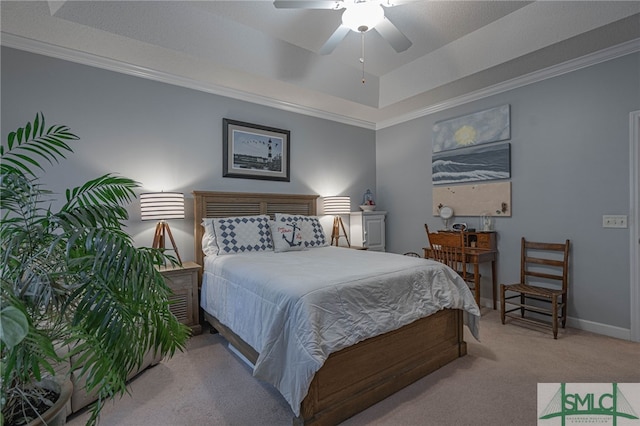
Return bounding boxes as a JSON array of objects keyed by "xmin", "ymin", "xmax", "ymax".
[{"xmin": 201, "ymin": 247, "xmax": 480, "ymax": 416}]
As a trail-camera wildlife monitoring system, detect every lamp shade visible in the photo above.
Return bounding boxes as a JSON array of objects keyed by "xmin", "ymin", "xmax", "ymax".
[
  {"xmin": 323, "ymin": 196, "xmax": 351, "ymax": 215},
  {"xmin": 140, "ymin": 192, "xmax": 184, "ymax": 221}
]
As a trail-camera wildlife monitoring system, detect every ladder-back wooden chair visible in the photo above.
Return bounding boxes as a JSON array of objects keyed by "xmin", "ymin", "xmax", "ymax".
[
  {"xmin": 500, "ymin": 238, "xmax": 570, "ymax": 339},
  {"xmin": 426, "ymin": 230, "xmax": 479, "ymax": 305},
  {"xmin": 424, "ymin": 224, "xmax": 432, "ymax": 243}
]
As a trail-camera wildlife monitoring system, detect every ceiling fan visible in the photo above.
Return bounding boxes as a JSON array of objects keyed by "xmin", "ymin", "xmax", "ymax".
[{"xmin": 273, "ymin": 0, "xmax": 412, "ymax": 55}]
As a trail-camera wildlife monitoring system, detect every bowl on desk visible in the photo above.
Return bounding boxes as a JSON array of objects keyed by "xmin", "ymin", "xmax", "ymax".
[{"xmin": 359, "ymin": 204, "xmax": 376, "ymax": 211}]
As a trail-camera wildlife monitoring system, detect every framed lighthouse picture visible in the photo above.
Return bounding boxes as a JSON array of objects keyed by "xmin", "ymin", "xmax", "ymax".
[{"xmin": 223, "ymin": 118, "xmax": 290, "ymax": 182}]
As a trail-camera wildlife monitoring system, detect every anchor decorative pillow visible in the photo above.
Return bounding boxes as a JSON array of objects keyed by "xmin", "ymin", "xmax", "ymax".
[
  {"xmin": 271, "ymin": 220, "xmax": 305, "ymax": 253},
  {"xmin": 274, "ymin": 213, "xmax": 329, "ymax": 248}
]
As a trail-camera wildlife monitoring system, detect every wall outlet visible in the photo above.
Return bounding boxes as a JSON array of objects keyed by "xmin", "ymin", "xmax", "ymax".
[{"xmin": 602, "ymin": 215, "xmax": 628, "ymax": 228}]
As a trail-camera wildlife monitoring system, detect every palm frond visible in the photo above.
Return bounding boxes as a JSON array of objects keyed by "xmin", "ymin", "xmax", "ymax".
[
  {"xmin": 1, "ymin": 113, "xmax": 189, "ymax": 426},
  {"xmin": 0, "ymin": 293, "xmax": 60, "ymax": 385},
  {"xmin": 63, "ymin": 174, "xmax": 139, "ymax": 211},
  {"xmin": 1, "ymin": 112, "xmax": 79, "ymax": 177}
]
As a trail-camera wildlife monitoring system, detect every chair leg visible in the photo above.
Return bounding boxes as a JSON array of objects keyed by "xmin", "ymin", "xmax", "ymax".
[
  {"xmin": 520, "ymin": 293, "xmax": 525, "ymax": 318},
  {"xmin": 500, "ymin": 285, "xmax": 506, "ymax": 324},
  {"xmin": 552, "ymin": 294, "xmax": 558, "ymax": 339},
  {"xmin": 561, "ymin": 294, "xmax": 567, "ymax": 328}
]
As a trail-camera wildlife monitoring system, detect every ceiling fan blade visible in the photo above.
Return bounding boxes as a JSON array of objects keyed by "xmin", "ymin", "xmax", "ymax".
[
  {"xmin": 273, "ymin": 1, "xmax": 344, "ymax": 10},
  {"xmin": 380, "ymin": 0, "xmax": 415, "ymax": 6},
  {"xmin": 319, "ymin": 24, "xmax": 350, "ymax": 55},
  {"xmin": 375, "ymin": 17, "xmax": 412, "ymax": 52}
]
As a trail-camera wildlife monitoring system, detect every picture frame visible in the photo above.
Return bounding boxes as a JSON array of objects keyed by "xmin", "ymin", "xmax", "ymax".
[{"xmin": 223, "ymin": 118, "xmax": 290, "ymax": 182}]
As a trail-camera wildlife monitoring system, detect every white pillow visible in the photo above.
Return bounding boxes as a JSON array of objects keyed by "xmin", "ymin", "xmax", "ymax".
[
  {"xmin": 201, "ymin": 219, "xmax": 219, "ymax": 256},
  {"xmin": 211, "ymin": 215, "xmax": 273, "ymax": 255},
  {"xmin": 274, "ymin": 213, "xmax": 329, "ymax": 248},
  {"xmin": 270, "ymin": 221, "xmax": 305, "ymax": 253}
]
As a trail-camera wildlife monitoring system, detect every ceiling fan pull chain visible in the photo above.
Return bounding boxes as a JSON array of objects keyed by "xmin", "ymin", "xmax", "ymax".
[{"xmin": 360, "ymin": 31, "xmax": 365, "ymax": 84}]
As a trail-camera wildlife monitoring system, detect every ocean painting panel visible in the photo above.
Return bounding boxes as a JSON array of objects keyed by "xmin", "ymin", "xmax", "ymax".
[
  {"xmin": 432, "ymin": 142, "xmax": 511, "ymax": 185},
  {"xmin": 433, "ymin": 104, "xmax": 510, "ymax": 153}
]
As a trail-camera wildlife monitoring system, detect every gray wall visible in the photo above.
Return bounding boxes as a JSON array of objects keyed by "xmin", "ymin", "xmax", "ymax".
[
  {"xmin": 376, "ymin": 52, "xmax": 640, "ymax": 333},
  {"xmin": 1, "ymin": 47, "xmax": 376, "ymax": 263},
  {"xmin": 3, "ymin": 46, "xmax": 638, "ymax": 336}
]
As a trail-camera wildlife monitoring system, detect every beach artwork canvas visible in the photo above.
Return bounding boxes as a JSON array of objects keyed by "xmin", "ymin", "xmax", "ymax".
[
  {"xmin": 433, "ymin": 105, "xmax": 510, "ymax": 153},
  {"xmin": 432, "ymin": 142, "xmax": 511, "ymax": 185}
]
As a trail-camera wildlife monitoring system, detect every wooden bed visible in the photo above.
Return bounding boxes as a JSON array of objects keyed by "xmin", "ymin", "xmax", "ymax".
[{"xmin": 193, "ymin": 191, "xmax": 468, "ymax": 426}]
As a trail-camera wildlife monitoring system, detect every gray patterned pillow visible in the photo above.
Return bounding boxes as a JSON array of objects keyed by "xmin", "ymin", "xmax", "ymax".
[
  {"xmin": 212, "ymin": 215, "xmax": 273, "ymax": 255},
  {"xmin": 274, "ymin": 214, "xmax": 329, "ymax": 248}
]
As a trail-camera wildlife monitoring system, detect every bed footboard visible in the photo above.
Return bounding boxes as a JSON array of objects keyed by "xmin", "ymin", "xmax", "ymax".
[
  {"xmin": 296, "ymin": 308, "xmax": 466, "ymax": 425},
  {"xmin": 205, "ymin": 309, "xmax": 466, "ymax": 426}
]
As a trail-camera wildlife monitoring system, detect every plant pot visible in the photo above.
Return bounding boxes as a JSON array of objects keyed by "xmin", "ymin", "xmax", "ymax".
[{"xmin": 26, "ymin": 379, "xmax": 73, "ymax": 426}]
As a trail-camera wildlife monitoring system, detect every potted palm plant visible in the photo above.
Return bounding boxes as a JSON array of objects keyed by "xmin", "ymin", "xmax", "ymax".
[{"xmin": 0, "ymin": 113, "xmax": 190, "ymax": 425}]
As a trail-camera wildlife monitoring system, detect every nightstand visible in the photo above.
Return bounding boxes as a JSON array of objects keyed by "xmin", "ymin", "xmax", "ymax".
[
  {"xmin": 350, "ymin": 211, "xmax": 387, "ymax": 251},
  {"xmin": 158, "ymin": 261, "xmax": 202, "ymax": 335}
]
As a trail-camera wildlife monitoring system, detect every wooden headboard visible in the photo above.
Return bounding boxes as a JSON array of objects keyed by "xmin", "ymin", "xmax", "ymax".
[{"xmin": 192, "ymin": 191, "xmax": 318, "ymax": 268}]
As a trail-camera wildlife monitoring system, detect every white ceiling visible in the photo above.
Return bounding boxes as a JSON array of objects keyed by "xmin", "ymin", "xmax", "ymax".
[{"xmin": 1, "ymin": 1, "xmax": 639, "ymax": 128}]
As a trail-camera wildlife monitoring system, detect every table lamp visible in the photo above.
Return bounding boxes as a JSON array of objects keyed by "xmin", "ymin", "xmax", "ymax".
[
  {"xmin": 324, "ymin": 196, "xmax": 351, "ymax": 247},
  {"xmin": 140, "ymin": 192, "xmax": 184, "ymax": 263}
]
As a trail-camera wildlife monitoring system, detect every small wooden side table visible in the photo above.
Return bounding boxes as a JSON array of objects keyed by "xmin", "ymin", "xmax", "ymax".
[{"xmin": 158, "ymin": 261, "xmax": 202, "ymax": 335}]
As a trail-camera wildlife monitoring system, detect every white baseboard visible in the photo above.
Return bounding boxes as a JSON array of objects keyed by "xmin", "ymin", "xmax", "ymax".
[
  {"xmin": 565, "ymin": 317, "xmax": 631, "ymax": 341},
  {"xmin": 485, "ymin": 297, "xmax": 632, "ymax": 341}
]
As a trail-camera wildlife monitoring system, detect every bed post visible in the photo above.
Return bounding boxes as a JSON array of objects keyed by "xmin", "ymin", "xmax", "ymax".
[{"xmin": 458, "ymin": 309, "xmax": 467, "ymax": 357}]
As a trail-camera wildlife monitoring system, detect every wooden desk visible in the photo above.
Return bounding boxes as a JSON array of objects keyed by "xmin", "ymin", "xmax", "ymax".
[{"xmin": 423, "ymin": 246, "xmax": 498, "ymax": 309}]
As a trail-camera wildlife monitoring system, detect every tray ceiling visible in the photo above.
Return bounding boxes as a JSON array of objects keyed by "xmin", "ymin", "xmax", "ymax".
[{"xmin": 1, "ymin": 1, "xmax": 638, "ymax": 128}]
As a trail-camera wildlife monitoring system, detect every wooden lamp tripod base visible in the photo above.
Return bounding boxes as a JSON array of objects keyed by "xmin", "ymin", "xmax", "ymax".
[
  {"xmin": 330, "ymin": 216, "xmax": 350, "ymax": 247},
  {"xmin": 152, "ymin": 220, "xmax": 183, "ymax": 264}
]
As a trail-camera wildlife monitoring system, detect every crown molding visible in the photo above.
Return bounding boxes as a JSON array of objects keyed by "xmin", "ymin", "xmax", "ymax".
[
  {"xmin": 2, "ymin": 33, "xmax": 638, "ymax": 131},
  {"xmin": 0, "ymin": 33, "xmax": 377, "ymax": 130},
  {"xmin": 376, "ymin": 38, "xmax": 640, "ymax": 130}
]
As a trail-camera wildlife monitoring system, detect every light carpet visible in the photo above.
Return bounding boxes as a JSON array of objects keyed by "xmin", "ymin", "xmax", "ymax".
[{"xmin": 67, "ymin": 309, "xmax": 640, "ymax": 425}]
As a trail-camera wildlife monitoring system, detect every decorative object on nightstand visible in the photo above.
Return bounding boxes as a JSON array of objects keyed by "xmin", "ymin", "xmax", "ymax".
[
  {"xmin": 324, "ymin": 196, "xmax": 351, "ymax": 246},
  {"xmin": 359, "ymin": 188, "xmax": 376, "ymax": 211},
  {"xmin": 141, "ymin": 191, "xmax": 185, "ymax": 263},
  {"xmin": 158, "ymin": 261, "xmax": 202, "ymax": 335},
  {"xmin": 350, "ymin": 210, "xmax": 386, "ymax": 251}
]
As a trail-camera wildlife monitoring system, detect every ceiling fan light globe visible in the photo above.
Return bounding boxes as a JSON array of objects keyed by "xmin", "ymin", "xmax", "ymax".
[{"xmin": 342, "ymin": 2, "xmax": 384, "ymax": 32}]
